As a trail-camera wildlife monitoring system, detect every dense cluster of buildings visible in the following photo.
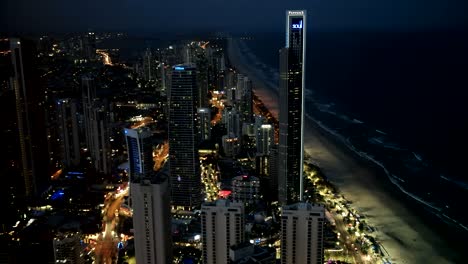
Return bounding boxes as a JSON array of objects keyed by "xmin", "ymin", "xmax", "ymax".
[{"xmin": 0, "ymin": 10, "xmax": 329, "ymax": 264}]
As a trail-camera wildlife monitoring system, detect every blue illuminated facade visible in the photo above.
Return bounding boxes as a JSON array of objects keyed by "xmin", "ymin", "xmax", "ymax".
[{"xmin": 124, "ymin": 127, "xmax": 153, "ymax": 182}]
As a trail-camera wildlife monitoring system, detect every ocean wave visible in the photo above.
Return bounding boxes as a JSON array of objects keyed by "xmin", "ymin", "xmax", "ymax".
[
  {"xmin": 437, "ymin": 213, "xmax": 468, "ymax": 232},
  {"xmin": 368, "ymin": 137, "xmax": 404, "ymax": 151},
  {"xmin": 381, "ymin": 143, "xmax": 404, "ymax": 151},
  {"xmin": 412, "ymin": 152, "xmax": 423, "ymax": 162},
  {"xmin": 369, "ymin": 137, "xmax": 384, "ymax": 145},
  {"xmin": 353, "ymin": 118, "xmax": 364, "ymax": 124},
  {"xmin": 376, "ymin": 129, "xmax": 387, "ymax": 135},
  {"xmin": 391, "ymin": 174, "xmax": 405, "ymax": 183},
  {"xmin": 440, "ymin": 175, "xmax": 468, "ymax": 190},
  {"xmin": 305, "ymin": 113, "xmax": 343, "ymax": 141},
  {"xmin": 305, "ymin": 112, "xmax": 443, "ymax": 214}
]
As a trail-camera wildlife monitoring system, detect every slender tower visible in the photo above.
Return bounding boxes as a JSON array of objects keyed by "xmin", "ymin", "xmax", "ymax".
[
  {"xmin": 169, "ymin": 64, "xmax": 201, "ymax": 210},
  {"xmin": 56, "ymin": 98, "xmax": 81, "ymax": 167},
  {"xmin": 278, "ymin": 10, "xmax": 307, "ymax": 204},
  {"xmin": 10, "ymin": 38, "xmax": 49, "ymax": 198}
]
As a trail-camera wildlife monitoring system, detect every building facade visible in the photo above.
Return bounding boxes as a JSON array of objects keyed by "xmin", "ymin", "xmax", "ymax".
[
  {"xmin": 237, "ymin": 74, "xmax": 253, "ymax": 123},
  {"xmin": 53, "ymin": 233, "xmax": 84, "ymax": 264},
  {"xmin": 81, "ymin": 76, "xmax": 112, "ymax": 175},
  {"xmin": 131, "ymin": 177, "xmax": 172, "ymax": 264},
  {"xmin": 124, "ymin": 127, "xmax": 153, "ymax": 182},
  {"xmin": 125, "ymin": 126, "xmax": 172, "ymax": 264},
  {"xmin": 278, "ymin": 10, "xmax": 307, "ymax": 204},
  {"xmin": 169, "ymin": 64, "xmax": 201, "ymax": 209},
  {"xmin": 10, "ymin": 38, "xmax": 49, "ymax": 198},
  {"xmin": 281, "ymin": 202, "xmax": 324, "ymax": 264},
  {"xmin": 256, "ymin": 124, "xmax": 274, "ymax": 156},
  {"xmin": 201, "ymin": 200, "xmax": 245, "ymax": 264},
  {"xmin": 222, "ymin": 135, "xmax": 240, "ymax": 157},
  {"xmin": 56, "ymin": 98, "xmax": 81, "ymax": 167},
  {"xmin": 231, "ymin": 175, "xmax": 261, "ymax": 204},
  {"xmin": 197, "ymin": 107, "xmax": 212, "ymax": 142},
  {"xmin": 223, "ymin": 106, "xmax": 241, "ymax": 139}
]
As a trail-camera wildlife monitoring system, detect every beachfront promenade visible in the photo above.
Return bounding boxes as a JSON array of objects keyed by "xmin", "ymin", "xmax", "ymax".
[
  {"xmin": 252, "ymin": 85, "xmax": 387, "ymax": 263},
  {"xmin": 226, "ymin": 36, "xmax": 457, "ymax": 264}
]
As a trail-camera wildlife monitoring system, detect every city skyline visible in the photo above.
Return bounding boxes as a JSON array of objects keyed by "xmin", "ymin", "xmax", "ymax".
[{"xmin": 2, "ymin": 2, "xmax": 468, "ymax": 264}]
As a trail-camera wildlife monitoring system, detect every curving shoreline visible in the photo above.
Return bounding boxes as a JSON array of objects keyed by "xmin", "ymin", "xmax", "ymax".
[{"xmin": 226, "ymin": 36, "xmax": 462, "ymax": 263}]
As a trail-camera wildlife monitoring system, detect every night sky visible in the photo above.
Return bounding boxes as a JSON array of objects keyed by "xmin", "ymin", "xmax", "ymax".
[{"xmin": 3, "ymin": 0, "xmax": 468, "ymax": 33}]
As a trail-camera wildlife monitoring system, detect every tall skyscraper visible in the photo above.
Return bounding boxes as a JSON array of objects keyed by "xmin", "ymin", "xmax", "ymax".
[
  {"xmin": 82, "ymin": 32, "xmax": 96, "ymax": 61},
  {"xmin": 143, "ymin": 48, "xmax": 155, "ymax": 82},
  {"xmin": 236, "ymin": 74, "xmax": 253, "ymax": 123},
  {"xmin": 225, "ymin": 69, "xmax": 236, "ymax": 90},
  {"xmin": 169, "ymin": 64, "xmax": 201, "ymax": 209},
  {"xmin": 281, "ymin": 203, "xmax": 324, "ymax": 264},
  {"xmin": 201, "ymin": 200, "xmax": 245, "ymax": 264},
  {"xmin": 124, "ymin": 127, "xmax": 153, "ymax": 182},
  {"xmin": 223, "ymin": 106, "xmax": 241, "ymax": 138},
  {"xmin": 256, "ymin": 124, "xmax": 274, "ymax": 156},
  {"xmin": 268, "ymin": 144, "xmax": 279, "ymax": 200},
  {"xmin": 196, "ymin": 52, "xmax": 209, "ymax": 108},
  {"xmin": 131, "ymin": 177, "xmax": 172, "ymax": 264},
  {"xmin": 255, "ymin": 123, "xmax": 274, "ymax": 179},
  {"xmin": 278, "ymin": 10, "xmax": 307, "ymax": 204},
  {"xmin": 197, "ymin": 107, "xmax": 212, "ymax": 142},
  {"xmin": 82, "ymin": 75, "xmax": 96, "ymax": 152},
  {"xmin": 82, "ymin": 76, "xmax": 112, "ymax": 174},
  {"xmin": 183, "ymin": 43, "xmax": 193, "ymax": 64},
  {"xmin": 56, "ymin": 98, "xmax": 81, "ymax": 167},
  {"xmin": 124, "ymin": 126, "xmax": 172, "ymax": 264},
  {"xmin": 159, "ymin": 61, "xmax": 167, "ymax": 95},
  {"xmin": 9, "ymin": 38, "xmax": 49, "ymax": 198},
  {"xmin": 235, "ymin": 73, "xmax": 246, "ymax": 101}
]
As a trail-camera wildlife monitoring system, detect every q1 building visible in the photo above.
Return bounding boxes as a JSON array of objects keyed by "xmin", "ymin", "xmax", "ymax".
[{"xmin": 278, "ymin": 10, "xmax": 306, "ymax": 205}]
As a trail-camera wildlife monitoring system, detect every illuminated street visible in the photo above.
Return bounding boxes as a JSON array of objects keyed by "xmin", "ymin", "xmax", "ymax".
[
  {"xmin": 94, "ymin": 184, "xmax": 129, "ymax": 264},
  {"xmin": 153, "ymin": 142, "xmax": 169, "ymax": 172},
  {"xmin": 130, "ymin": 116, "xmax": 156, "ymax": 129},
  {"xmin": 210, "ymin": 90, "xmax": 224, "ymax": 125},
  {"xmin": 96, "ymin": 49, "xmax": 112, "ymax": 65},
  {"xmin": 200, "ymin": 157, "xmax": 220, "ymax": 202}
]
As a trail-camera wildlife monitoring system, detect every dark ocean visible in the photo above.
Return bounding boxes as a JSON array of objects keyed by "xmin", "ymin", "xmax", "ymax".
[{"xmin": 241, "ymin": 31, "xmax": 468, "ymax": 232}]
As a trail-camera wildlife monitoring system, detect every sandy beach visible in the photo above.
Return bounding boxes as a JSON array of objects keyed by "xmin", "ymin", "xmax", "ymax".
[{"xmin": 226, "ymin": 37, "xmax": 461, "ymax": 264}]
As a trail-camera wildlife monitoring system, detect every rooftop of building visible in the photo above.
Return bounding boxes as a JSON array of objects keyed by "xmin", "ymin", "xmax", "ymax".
[
  {"xmin": 283, "ymin": 202, "xmax": 325, "ymax": 211},
  {"xmin": 232, "ymin": 175, "xmax": 259, "ymax": 182},
  {"xmin": 202, "ymin": 199, "xmax": 243, "ymax": 208},
  {"xmin": 230, "ymin": 241, "xmax": 253, "ymax": 251},
  {"xmin": 173, "ymin": 63, "xmax": 196, "ymax": 70}
]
